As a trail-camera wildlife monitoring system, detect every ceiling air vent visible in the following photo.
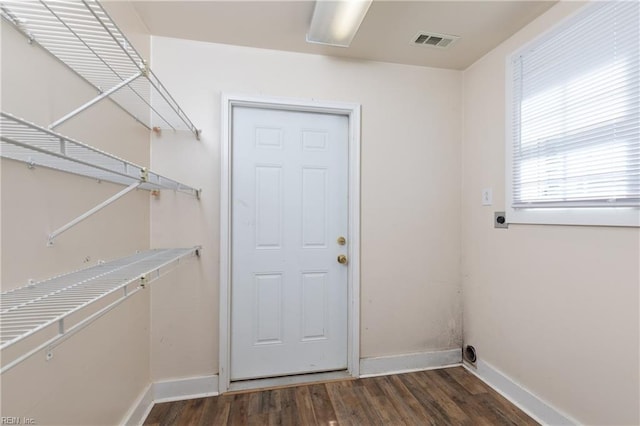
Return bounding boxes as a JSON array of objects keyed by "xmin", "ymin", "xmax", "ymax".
[{"xmin": 412, "ymin": 31, "xmax": 459, "ymax": 49}]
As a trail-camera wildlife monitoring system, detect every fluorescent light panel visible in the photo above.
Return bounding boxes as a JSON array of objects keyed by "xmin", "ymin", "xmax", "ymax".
[{"xmin": 307, "ymin": 0, "xmax": 373, "ymax": 47}]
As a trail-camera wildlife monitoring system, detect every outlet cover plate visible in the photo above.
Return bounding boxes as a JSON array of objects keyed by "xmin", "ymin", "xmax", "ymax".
[
  {"xmin": 494, "ymin": 211, "xmax": 508, "ymax": 228},
  {"xmin": 482, "ymin": 188, "xmax": 493, "ymax": 206}
]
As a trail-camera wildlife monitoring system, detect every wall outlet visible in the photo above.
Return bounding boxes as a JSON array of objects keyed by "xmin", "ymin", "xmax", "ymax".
[
  {"xmin": 494, "ymin": 211, "xmax": 508, "ymax": 229},
  {"xmin": 482, "ymin": 188, "xmax": 493, "ymax": 206}
]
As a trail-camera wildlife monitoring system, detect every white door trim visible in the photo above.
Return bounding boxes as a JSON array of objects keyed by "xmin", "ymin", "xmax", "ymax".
[{"xmin": 219, "ymin": 94, "xmax": 361, "ymax": 394}]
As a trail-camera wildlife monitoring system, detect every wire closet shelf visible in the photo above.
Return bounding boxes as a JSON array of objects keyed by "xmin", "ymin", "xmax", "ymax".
[
  {"xmin": 0, "ymin": 0, "xmax": 200, "ymax": 138},
  {"xmin": 0, "ymin": 248, "xmax": 200, "ymax": 371},
  {"xmin": 0, "ymin": 112, "xmax": 200, "ymax": 197}
]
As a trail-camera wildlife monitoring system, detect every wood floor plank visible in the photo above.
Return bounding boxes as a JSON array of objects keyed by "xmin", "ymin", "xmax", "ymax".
[
  {"xmin": 361, "ymin": 377, "xmax": 407, "ymax": 425},
  {"xmin": 247, "ymin": 391, "xmax": 264, "ymax": 416},
  {"xmin": 400, "ymin": 372, "xmax": 469, "ymax": 424},
  {"xmin": 246, "ymin": 412, "xmax": 270, "ymax": 426},
  {"xmin": 273, "ymin": 388, "xmax": 296, "ymax": 426},
  {"xmin": 369, "ymin": 376, "xmax": 422, "ymax": 425},
  {"xmin": 433, "ymin": 369, "xmax": 483, "ymax": 413},
  {"xmin": 444, "ymin": 366, "xmax": 489, "ymax": 395},
  {"xmin": 293, "ymin": 385, "xmax": 318, "ymax": 425},
  {"xmin": 478, "ymin": 387, "xmax": 539, "ymax": 426},
  {"xmin": 383, "ymin": 374, "xmax": 438, "ymax": 425},
  {"xmin": 429, "ymin": 368, "xmax": 472, "ymax": 397},
  {"xmin": 175, "ymin": 398, "xmax": 205, "ymax": 425},
  {"xmin": 325, "ymin": 380, "xmax": 360, "ymax": 426},
  {"xmin": 349, "ymin": 381, "xmax": 387, "ymax": 425},
  {"xmin": 226, "ymin": 393, "xmax": 249, "ymax": 425},
  {"xmin": 159, "ymin": 399, "xmax": 187, "ymax": 426},
  {"xmin": 475, "ymin": 394, "xmax": 527, "ymax": 426},
  {"xmin": 143, "ymin": 368, "xmax": 539, "ymax": 426},
  {"xmin": 426, "ymin": 369, "xmax": 491, "ymax": 422},
  {"xmin": 143, "ymin": 401, "xmax": 171, "ymax": 425},
  {"xmin": 410, "ymin": 370, "xmax": 471, "ymax": 424},
  {"xmin": 196, "ymin": 396, "xmax": 229, "ymax": 426},
  {"xmin": 428, "ymin": 368, "xmax": 515, "ymax": 425},
  {"xmin": 430, "ymin": 369, "xmax": 534, "ymax": 426},
  {"xmin": 265, "ymin": 388, "xmax": 282, "ymax": 413},
  {"xmin": 308, "ymin": 383, "xmax": 338, "ymax": 424},
  {"xmin": 328, "ymin": 378, "xmax": 384, "ymax": 425},
  {"xmin": 398, "ymin": 371, "xmax": 457, "ymax": 425}
]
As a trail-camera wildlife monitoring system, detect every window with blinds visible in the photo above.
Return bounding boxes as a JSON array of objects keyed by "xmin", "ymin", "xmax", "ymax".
[{"xmin": 508, "ymin": 1, "xmax": 639, "ymax": 226}]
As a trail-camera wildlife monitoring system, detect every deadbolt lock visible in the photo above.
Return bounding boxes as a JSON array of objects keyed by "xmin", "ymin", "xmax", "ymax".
[
  {"xmin": 337, "ymin": 236, "xmax": 346, "ymax": 245},
  {"xmin": 337, "ymin": 254, "xmax": 348, "ymax": 265}
]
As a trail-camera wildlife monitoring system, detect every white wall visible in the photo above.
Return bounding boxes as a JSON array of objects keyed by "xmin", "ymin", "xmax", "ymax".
[
  {"xmin": 0, "ymin": 3, "xmax": 155, "ymax": 424},
  {"xmin": 461, "ymin": 2, "xmax": 640, "ymax": 425},
  {"xmin": 149, "ymin": 36, "xmax": 463, "ymax": 381}
]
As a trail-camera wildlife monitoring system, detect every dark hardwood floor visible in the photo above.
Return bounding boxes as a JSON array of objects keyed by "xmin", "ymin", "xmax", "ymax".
[{"xmin": 143, "ymin": 367, "xmax": 539, "ymax": 425}]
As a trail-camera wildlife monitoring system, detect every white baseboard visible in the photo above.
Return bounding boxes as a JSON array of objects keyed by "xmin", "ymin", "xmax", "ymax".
[
  {"xmin": 122, "ymin": 375, "xmax": 219, "ymax": 425},
  {"xmin": 154, "ymin": 375, "xmax": 219, "ymax": 403},
  {"xmin": 464, "ymin": 359, "xmax": 578, "ymax": 425},
  {"xmin": 122, "ymin": 384, "xmax": 154, "ymax": 426},
  {"xmin": 359, "ymin": 348, "xmax": 462, "ymax": 378}
]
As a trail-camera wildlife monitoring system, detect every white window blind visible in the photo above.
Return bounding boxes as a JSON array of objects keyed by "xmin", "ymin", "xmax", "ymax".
[{"xmin": 511, "ymin": 1, "xmax": 639, "ymax": 210}]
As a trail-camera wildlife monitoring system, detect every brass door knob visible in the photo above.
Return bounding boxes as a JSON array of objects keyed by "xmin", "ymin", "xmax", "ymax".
[{"xmin": 337, "ymin": 254, "xmax": 348, "ymax": 265}]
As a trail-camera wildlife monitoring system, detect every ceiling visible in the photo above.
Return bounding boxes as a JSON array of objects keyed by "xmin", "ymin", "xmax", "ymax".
[{"xmin": 130, "ymin": 0, "xmax": 557, "ymax": 70}]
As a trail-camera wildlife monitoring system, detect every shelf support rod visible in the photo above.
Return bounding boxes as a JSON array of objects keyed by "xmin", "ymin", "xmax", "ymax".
[
  {"xmin": 48, "ymin": 181, "xmax": 142, "ymax": 246},
  {"xmin": 49, "ymin": 71, "xmax": 143, "ymax": 130}
]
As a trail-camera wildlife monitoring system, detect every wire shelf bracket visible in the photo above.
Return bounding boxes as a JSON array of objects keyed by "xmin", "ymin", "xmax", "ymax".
[
  {"xmin": 0, "ymin": 0, "xmax": 201, "ymax": 139},
  {"xmin": 0, "ymin": 247, "xmax": 201, "ymax": 373},
  {"xmin": 1, "ymin": 112, "xmax": 202, "ymax": 244},
  {"xmin": 49, "ymin": 70, "xmax": 145, "ymax": 130},
  {"xmin": 47, "ymin": 181, "xmax": 143, "ymax": 246}
]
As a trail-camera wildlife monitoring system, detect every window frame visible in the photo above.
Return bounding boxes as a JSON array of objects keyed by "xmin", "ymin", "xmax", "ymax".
[{"xmin": 504, "ymin": 2, "xmax": 640, "ymax": 228}]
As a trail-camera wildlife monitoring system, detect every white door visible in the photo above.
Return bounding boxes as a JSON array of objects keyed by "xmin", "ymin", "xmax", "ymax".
[{"xmin": 231, "ymin": 106, "xmax": 349, "ymax": 381}]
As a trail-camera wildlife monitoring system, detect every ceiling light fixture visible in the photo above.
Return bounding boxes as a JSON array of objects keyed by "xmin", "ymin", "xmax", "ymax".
[{"xmin": 306, "ymin": 0, "xmax": 373, "ymax": 48}]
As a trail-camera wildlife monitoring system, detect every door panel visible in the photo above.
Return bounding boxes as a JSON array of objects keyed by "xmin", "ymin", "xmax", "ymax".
[
  {"xmin": 302, "ymin": 167, "xmax": 328, "ymax": 247},
  {"xmin": 231, "ymin": 107, "xmax": 348, "ymax": 381}
]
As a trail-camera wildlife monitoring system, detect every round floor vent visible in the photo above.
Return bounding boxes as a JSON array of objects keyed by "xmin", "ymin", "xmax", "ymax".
[{"xmin": 464, "ymin": 345, "xmax": 477, "ymax": 364}]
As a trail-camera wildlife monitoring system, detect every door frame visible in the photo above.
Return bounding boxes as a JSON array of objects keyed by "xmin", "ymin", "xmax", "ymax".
[{"xmin": 219, "ymin": 94, "xmax": 361, "ymax": 393}]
